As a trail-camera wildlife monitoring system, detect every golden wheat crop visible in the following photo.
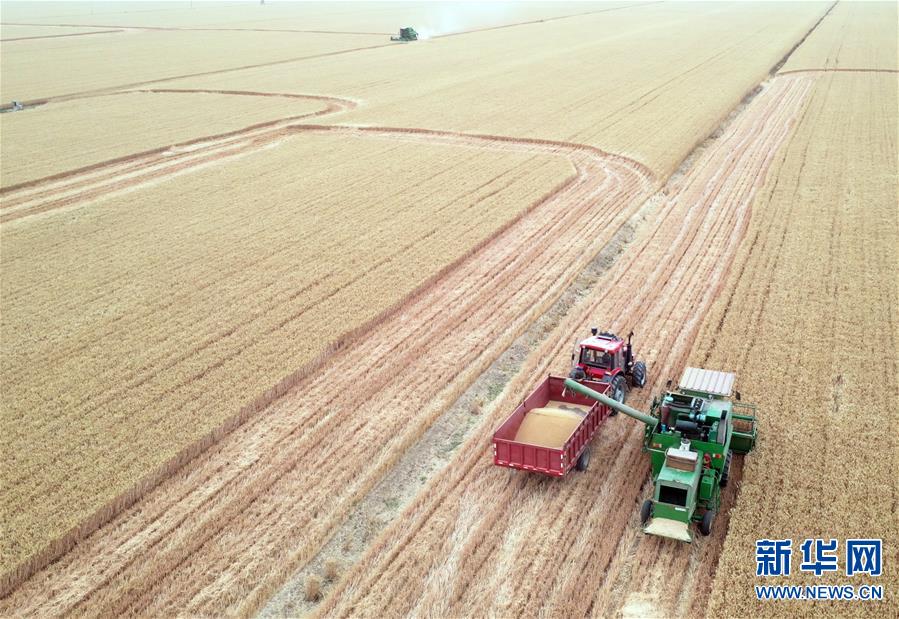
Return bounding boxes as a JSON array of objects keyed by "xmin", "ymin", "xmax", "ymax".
[
  {"xmin": 780, "ymin": 1, "xmax": 898, "ymax": 73},
  {"xmin": 0, "ymin": 28, "xmax": 386, "ymax": 100},
  {"xmin": 2, "ymin": 1, "xmax": 894, "ymax": 616},
  {"xmin": 0, "ymin": 131, "xmax": 572, "ymax": 589},
  {"xmin": 696, "ymin": 11, "xmax": 898, "ymax": 615},
  {"xmin": 0, "ymin": 90, "xmax": 329, "ymax": 187},
  {"xmin": 168, "ymin": 2, "xmax": 827, "ymax": 178}
]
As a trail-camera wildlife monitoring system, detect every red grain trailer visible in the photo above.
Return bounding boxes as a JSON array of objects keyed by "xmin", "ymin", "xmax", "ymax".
[{"xmin": 492, "ymin": 375, "xmax": 613, "ymax": 476}]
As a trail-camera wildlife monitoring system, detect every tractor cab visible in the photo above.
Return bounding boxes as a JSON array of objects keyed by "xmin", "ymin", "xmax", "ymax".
[
  {"xmin": 569, "ymin": 329, "xmax": 647, "ymax": 401},
  {"xmin": 574, "ymin": 331, "xmax": 626, "ymax": 381}
]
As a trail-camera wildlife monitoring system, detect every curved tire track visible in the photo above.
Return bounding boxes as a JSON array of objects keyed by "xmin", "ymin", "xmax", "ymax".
[
  {"xmin": 0, "ymin": 89, "xmax": 359, "ymax": 222},
  {"xmin": 0, "ymin": 90, "xmax": 654, "ymax": 225}
]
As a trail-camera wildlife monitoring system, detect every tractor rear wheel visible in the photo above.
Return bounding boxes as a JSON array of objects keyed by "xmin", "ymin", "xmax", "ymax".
[
  {"xmin": 576, "ymin": 449, "xmax": 591, "ymax": 471},
  {"xmin": 720, "ymin": 450, "xmax": 733, "ymax": 487},
  {"xmin": 640, "ymin": 499, "xmax": 653, "ymax": 524},
  {"xmin": 632, "ymin": 361, "xmax": 647, "ymax": 388},
  {"xmin": 700, "ymin": 510, "xmax": 715, "ymax": 536}
]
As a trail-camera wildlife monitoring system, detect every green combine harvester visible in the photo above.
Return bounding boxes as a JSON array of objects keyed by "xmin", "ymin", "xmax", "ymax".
[
  {"xmin": 564, "ymin": 367, "xmax": 758, "ymax": 542},
  {"xmin": 390, "ymin": 27, "xmax": 419, "ymax": 42}
]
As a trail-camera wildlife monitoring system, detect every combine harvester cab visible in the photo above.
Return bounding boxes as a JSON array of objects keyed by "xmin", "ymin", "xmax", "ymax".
[
  {"xmin": 492, "ymin": 375, "xmax": 614, "ymax": 476},
  {"xmin": 390, "ymin": 27, "xmax": 419, "ymax": 42},
  {"xmin": 564, "ymin": 367, "xmax": 758, "ymax": 543}
]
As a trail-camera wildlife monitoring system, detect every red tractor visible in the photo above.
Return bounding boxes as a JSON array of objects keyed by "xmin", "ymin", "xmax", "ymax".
[{"xmin": 569, "ymin": 329, "xmax": 647, "ymax": 409}]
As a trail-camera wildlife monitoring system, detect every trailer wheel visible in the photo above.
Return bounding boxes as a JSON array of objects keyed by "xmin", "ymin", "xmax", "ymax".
[
  {"xmin": 700, "ymin": 510, "xmax": 715, "ymax": 536},
  {"xmin": 640, "ymin": 499, "xmax": 653, "ymax": 524},
  {"xmin": 632, "ymin": 361, "xmax": 647, "ymax": 388},
  {"xmin": 576, "ymin": 449, "xmax": 591, "ymax": 471},
  {"xmin": 720, "ymin": 450, "xmax": 733, "ymax": 488}
]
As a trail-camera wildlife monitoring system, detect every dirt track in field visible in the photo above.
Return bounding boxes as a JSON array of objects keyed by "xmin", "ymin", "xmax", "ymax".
[
  {"xmin": 314, "ymin": 74, "xmax": 815, "ymax": 619},
  {"xmin": 0, "ymin": 72, "xmax": 815, "ymax": 617}
]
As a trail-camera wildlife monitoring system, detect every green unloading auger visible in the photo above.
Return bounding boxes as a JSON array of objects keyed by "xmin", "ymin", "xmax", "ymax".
[{"xmin": 563, "ymin": 378, "xmax": 657, "ymax": 427}]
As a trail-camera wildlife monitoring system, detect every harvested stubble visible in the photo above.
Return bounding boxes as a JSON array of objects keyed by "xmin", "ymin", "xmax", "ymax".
[
  {"xmin": 313, "ymin": 71, "xmax": 816, "ymax": 619},
  {"xmin": 0, "ymin": 132, "xmax": 572, "ymax": 595},
  {"xmin": 323, "ymin": 559, "xmax": 340, "ymax": 582},
  {"xmin": 304, "ymin": 575, "xmax": 321, "ymax": 602}
]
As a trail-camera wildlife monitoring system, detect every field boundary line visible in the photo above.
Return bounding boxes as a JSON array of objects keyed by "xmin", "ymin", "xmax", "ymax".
[
  {"xmin": 0, "ymin": 28, "xmax": 123, "ymax": 42},
  {"xmin": 1, "ymin": 21, "xmax": 391, "ymax": 35},
  {"xmin": 777, "ymin": 67, "xmax": 899, "ymax": 75},
  {"xmin": 0, "ymin": 90, "xmax": 357, "ymax": 196},
  {"xmin": 1, "ymin": 4, "xmax": 660, "ymax": 40}
]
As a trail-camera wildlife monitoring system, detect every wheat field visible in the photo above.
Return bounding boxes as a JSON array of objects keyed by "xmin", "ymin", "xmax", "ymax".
[
  {"xmin": 313, "ymin": 72, "xmax": 819, "ymax": 619},
  {"xmin": 0, "ymin": 90, "xmax": 333, "ymax": 187},
  {"xmin": 699, "ymin": 3, "xmax": 898, "ymax": 615},
  {"xmin": 1, "ymin": 129, "xmax": 574, "ymax": 590},
  {"xmin": 162, "ymin": 1, "xmax": 826, "ymax": 178},
  {"xmin": 1, "ymin": 1, "xmax": 895, "ymax": 616}
]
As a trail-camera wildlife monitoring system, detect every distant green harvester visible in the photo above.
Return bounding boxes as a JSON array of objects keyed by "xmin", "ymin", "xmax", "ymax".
[
  {"xmin": 390, "ymin": 27, "xmax": 419, "ymax": 42},
  {"xmin": 564, "ymin": 367, "xmax": 758, "ymax": 542}
]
